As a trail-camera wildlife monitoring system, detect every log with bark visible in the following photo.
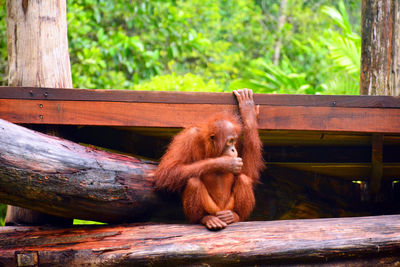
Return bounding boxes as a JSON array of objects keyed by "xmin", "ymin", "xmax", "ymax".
[
  {"xmin": 1, "ymin": 215, "xmax": 400, "ymax": 266},
  {"xmin": 361, "ymin": 0, "xmax": 400, "ymax": 96},
  {"xmin": 0, "ymin": 117, "xmax": 161, "ymax": 223}
]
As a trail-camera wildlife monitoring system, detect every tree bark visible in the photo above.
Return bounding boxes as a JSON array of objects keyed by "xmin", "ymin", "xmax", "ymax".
[
  {"xmin": 6, "ymin": 0, "xmax": 72, "ymax": 87},
  {"xmin": 273, "ymin": 0, "xmax": 288, "ymax": 65},
  {"xmin": 1, "ymin": 215, "xmax": 400, "ymax": 266},
  {"xmin": 0, "ymin": 118, "xmax": 161, "ymax": 223},
  {"xmin": 361, "ymin": 0, "xmax": 400, "ymax": 96},
  {"xmin": 6, "ymin": 0, "xmax": 73, "ymax": 225},
  {"xmin": 360, "ymin": 0, "xmax": 400, "ymax": 197}
]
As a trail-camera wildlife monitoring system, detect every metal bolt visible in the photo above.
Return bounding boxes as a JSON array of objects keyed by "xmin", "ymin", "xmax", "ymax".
[{"xmin": 16, "ymin": 252, "xmax": 38, "ymax": 266}]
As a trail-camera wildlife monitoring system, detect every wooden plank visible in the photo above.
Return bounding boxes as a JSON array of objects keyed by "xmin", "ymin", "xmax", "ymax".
[
  {"xmin": 370, "ymin": 134, "xmax": 384, "ymax": 194},
  {"xmin": 258, "ymin": 105, "xmax": 400, "ymax": 133},
  {"xmin": 1, "ymin": 99, "xmax": 400, "ymax": 133},
  {"xmin": 1, "ymin": 215, "xmax": 400, "ymax": 266},
  {"xmin": 1, "ymin": 86, "xmax": 400, "ymax": 108},
  {"xmin": 268, "ymin": 162, "xmax": 400, "ymax": 179}
]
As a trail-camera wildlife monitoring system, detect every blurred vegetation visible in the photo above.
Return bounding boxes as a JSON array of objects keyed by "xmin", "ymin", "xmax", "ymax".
[
  {"xmin": 0, "ymin": 0, "xmax": 361, "ymax": 225},
  {"xmin": 73, "ymin": 219, "xmax": 106, "ymax": 225},
  {"xmin": 0, "ymin": 205, "xmax": 5, "ymax": 226},
  {"xmin": 0, "ymin": 0, "xmax": 360, "ymax": 94}
]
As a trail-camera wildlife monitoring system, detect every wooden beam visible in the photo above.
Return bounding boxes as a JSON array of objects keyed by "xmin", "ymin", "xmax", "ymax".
[
  {"xmin": 267, "ymin": 162, "xmax": 400, "ymax": 179},
  {"xmin": 1, "ymin": 215, "xmax": 400, "ymax": 266},
  {"xmin": 1, "ymin": 86, "xmax": 400, "ymax": 107},
  {"xmin": 131, "ymin": 127, "xmax": 400, "ymax": 146},
  {"xmin": 1, "ymin": 98, "xmax": 400, "ymax": 133},
  {"xmin": 1, "ymin": 87, "xmax": 399, "ymax": 133}
]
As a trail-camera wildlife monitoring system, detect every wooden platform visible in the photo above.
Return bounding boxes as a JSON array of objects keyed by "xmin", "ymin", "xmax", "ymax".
[
  {"xmin": 1, "ymin": 86, "xmax": 400, "ymax": 183},
  {"xmin": 1, "ymin": 215, "xmax": 400, "ymax": 266},
  {"xmin": 1, "ymin": 87, "xmax": 400, "ymax": 265}
]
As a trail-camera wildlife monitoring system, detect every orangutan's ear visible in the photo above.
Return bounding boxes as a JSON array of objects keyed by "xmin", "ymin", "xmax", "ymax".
[{"xmin": 209, "ymin": 134, "xmax": 215, "ymax": 142}]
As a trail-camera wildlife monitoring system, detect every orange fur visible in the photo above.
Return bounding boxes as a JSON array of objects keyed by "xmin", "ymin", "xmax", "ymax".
[{"xmin": 154, "ymin": 111, "xmax": 263, "ymax": 225}]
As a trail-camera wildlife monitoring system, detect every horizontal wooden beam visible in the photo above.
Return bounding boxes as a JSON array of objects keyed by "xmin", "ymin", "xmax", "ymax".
[
  {"xmin": 1, "ymin": 215, "xmax": 400, "ymax": 266},
  {"xmin": 269, "ymin": 162, "xmax": 400, "ymax": 179},
  {"xmin": 1, "ymin": 86, "xmax": 400, "ymax": 107},
  {"xmin": 133, "ymin": 128, "xmax": 400, "ymax": 146},
  {"xmin": 1, "ymin": 99, "xmax": 400, "ymax": 133},
  {"xmin": 1, "ymin": 87, "xmax": 400, "ymax": 133}
]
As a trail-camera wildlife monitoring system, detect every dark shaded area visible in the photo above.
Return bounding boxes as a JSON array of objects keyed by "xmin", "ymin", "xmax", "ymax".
[{"xmin": 24, "ymin": 124, "xmax": 400, "ymax": 222}]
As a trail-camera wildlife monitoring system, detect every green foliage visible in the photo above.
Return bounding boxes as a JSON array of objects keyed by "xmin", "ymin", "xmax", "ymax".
[
  {"xmin": 320, "ymin": 0, "xmax": 361, "ymax": 94},
  {"xmin": 73, "ymin": 219, "xmax": 106, "ymax": 225},
  {"xmin": 232, "ymin": 0, "xmax": 361, "ymax": 95},
  {"xmin": 0, "ymin": 204, "xmax": 6, "ymax": 226},
  {"xmin": 0, "ymin": 0, "xmax": 361, "ymax": 94},
  {"xmin": 230, "ymin": 58, "xmax": 316, "ymax": 94},
  {"xmin": 134, "ymin": 73, "xmax": 223, "ymax": 92},
  {"xmin": 320, "ymin": 2, "xmax": 359, "ymax": 94},
  {"xmin": 66, "ymin": 0, "xmax": 268, "ymax": 90}
]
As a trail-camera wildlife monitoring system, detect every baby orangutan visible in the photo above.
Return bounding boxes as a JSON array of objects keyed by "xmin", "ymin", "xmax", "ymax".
[{"xmin": 154, "ymin": 89, "xmax": 264, "ymax": 230}]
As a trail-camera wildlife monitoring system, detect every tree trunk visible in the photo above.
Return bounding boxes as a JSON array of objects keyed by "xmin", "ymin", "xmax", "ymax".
[
  {"xmin": 273, "ymin": 0, "xmax": 288, "ymax": 65},
  {"xmin": 360, "ymin": 0, "xmax": 400, "ymax": 196},
  {"xmin": 6, "ymin": 0, "xmax": 72, "ymax": 87},
  {"xmin": 1, "ymin": 215, "xmax": 400, "ymax": 266},
  {"xmin": 6, "ymin": 0, "xmax": 73, "ymax": 225},
  {"xmin": 361, "ymin": 0, "xmax": 400, "ymax": 96}
]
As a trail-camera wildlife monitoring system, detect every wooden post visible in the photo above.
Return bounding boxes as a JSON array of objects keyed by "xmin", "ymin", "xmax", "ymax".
[
  {"xmin": 361, "ymin": 0, "xmax": 400, "ymax": 96},
  {"xmin": 370, "ymin": 134, "xmax": 383, "ymax": 196},
  {"xmin": 360, "ymin": 0, "xmax": 400, "ymax": 196},
  {"xmin": 6, "ymin": 0, "xmax": 72, "ymax": 87},
  {"xmin": 5, "ymin": 0, "xmax": 73, "ymax": 225}
]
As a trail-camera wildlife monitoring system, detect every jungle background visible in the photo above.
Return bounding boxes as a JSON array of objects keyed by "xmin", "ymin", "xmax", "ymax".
[{"xmin": 0, "ymin": 0, "xmax": 361, "ymax": 225}]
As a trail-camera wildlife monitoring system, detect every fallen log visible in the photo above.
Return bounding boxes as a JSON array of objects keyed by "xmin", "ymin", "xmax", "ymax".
[
  {"xmin": 1, "ymin": 215, "xmax": 400, "ymax": 266},
  {"xmin": 0, "ymin": 118, "xmax": 160, "ymax": 223}
]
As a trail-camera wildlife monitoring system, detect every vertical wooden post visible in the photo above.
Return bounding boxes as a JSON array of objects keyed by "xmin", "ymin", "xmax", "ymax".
[
  {"xmin": 361, "ymin": 0, "xmax": 400, "ymax": 96},
  {"xmin": 361, "ymin": 0, "xmax": 399, "ymax": 196},
  {"xmin": 370, "ymin": 134, "xmax": 383, "ymax": 196},
  {"xmin": 6, "ymin": 0, "xmax": 72, "ymax": 87},
  {"xmin": 5, "ymin": 0, "xmax": 73, "ymax": 225}
]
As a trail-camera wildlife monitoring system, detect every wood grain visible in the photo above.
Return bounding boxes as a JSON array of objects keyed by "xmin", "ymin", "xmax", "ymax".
[
  {"xmin": 361, "ymin": 0, "xmax": 400, "ymax": 96},
  {"xmin": 370, "ymin": 134, "xmax": 384, "ymax": 194},
  {"xmin": 1, "ymin": 86, "xmax": 400, "ymax": 107},
  {"xmin": 1, "ymin": 99, "xmax": 400, "ymax": 133},
  {"xmin": 1, "ymin": 215, "xmax": 400, "ymax": 266},
  {"xmin": 0, "ymin": 118, "xmax": 159, "ymax": 223}
]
